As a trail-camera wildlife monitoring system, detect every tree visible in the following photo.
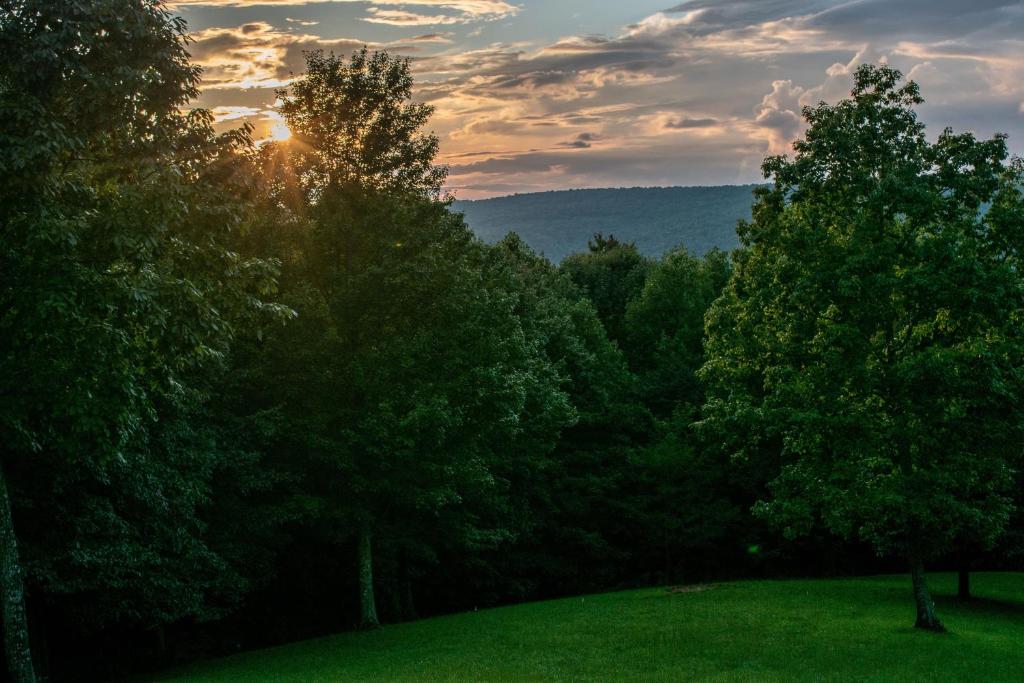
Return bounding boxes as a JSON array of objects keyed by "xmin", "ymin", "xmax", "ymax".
[
  {"xmin": 327, "ymin": 202, "xmax": 531, "ymax": 630},
  {"xmin": 700, "ymin": 65, "xmax": 1024, "ymax": 631},
  {"xmin": 625, "ymin": 248, "xmax": 730, "ymax": 418},
  {"xmin": 0, "ymin": 1, "xmax": 282, "ymax": 677},
  {"xmin": 481, "ymin": 235, "xmax": 644, "ymax": 597},
  {"xmin": 560, "ymin": 234, "xmax": 650, "ymax": 345},
  {"xmin": 247, "ymin": 49, "xmax": 557, "ymax": 630},
  {"xmin": 620, "ymin": 248, "xmax": 737, "ymax": 582},
  {"xmin": 279, "ymin": 48, "xmax": 446, "ymax": 202}
]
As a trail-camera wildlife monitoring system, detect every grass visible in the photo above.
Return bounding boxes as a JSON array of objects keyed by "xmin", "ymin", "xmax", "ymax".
[{"xmin": 153, "ymin": 572, "xmax": 1024, "ymax": 682}]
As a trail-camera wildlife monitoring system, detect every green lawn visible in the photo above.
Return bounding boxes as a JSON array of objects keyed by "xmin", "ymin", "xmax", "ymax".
[{"xmin": 154, "ymin": 572, "xmax": 1024, "ymax": 682}]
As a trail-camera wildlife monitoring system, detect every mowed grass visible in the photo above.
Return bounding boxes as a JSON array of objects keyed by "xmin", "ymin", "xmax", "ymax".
[{"xmin": 153, "ymin": 572, "xmax": 1024, "ymax": 682}]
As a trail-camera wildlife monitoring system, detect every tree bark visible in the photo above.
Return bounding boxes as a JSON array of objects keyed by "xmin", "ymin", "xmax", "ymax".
[
  {"xmin": 958, "ymin": 568, "xmax": 971, "ymax": 601},
  {"xmin": 910, "ymin": 559, "xmax": 944, "ymax": 632},
  {"xmin": 0, "ymin": 465, "xmax": 36, "ymax": 682},
  {"xmin": 357, "ymin": 522, "xmax": 380, "ymax": 629}
]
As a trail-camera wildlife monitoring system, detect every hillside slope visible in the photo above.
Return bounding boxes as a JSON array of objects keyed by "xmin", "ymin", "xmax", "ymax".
[
  {"xmin": 154, "ymin": 573, "xmax": 1024, "ymax": 682},
  {"xmin": 453, "ymin": 185, "xmax": 760, "ymax": 262}
]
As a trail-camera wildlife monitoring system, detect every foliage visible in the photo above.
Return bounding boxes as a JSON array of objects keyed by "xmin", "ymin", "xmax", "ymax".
[
  {"xmin": 0, "ymin": 1, "xmax": 285, "ymax": 673},
  {"xmin": 700, "ymin": 65, "xmax": 1024, "ymax": 626},
  {"xmin": 473, "ymin": 235, "xmax": 643, "ymax": 597},
  {"xmin": 559, "ymin": 235, "xmax": 650, "ymax": 344},
  {"xmin": 278, "ymin": 48, "xmax": 447, "ymax": 201},
  {"xmin": 626, "ymin": 248, "xmax": 730, "ymax": 417}
]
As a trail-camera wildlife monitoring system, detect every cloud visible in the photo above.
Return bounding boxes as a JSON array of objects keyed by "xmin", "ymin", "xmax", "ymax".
[
  {"xmin": 188, "ymin": 0, "xmax": 1024, "ymax": 198},
  {"xmin": 806, "ymin": 0, "xmax": 1024, "ymax": 42},
  {"xmin": 445, "ymin": 133, "xmax": 765, "ymax": 198},
  {"xmin": 753, "ymin": 79, "xmax": 805, "ymax": 154},
  {"xmin": 188, "ymin": 21, "xmax": 451, "ymax": 91},
  {"xmin": 210, "ymin": 105, "xmax": 263, "ymax": 121},
  {"xmin": 408, "ymin": 33, "xmax": 455, "ymax": 43},
  {"xmin": 664, "ymin": 116, "xmax": 719, "ymax": 129},
  {"xmin": 188, "ymin": 22, "xmax": 371, "ymax": 90},
  {"xmin": 558, "ymin": 132, "xmax": 601, "ymax": 149},
  {"xmin": 364, "ymin": 8, "xmax": 464, "ymax": 25},
  {"xmin": 170, "ymin": 0, "xmax": 518, "ymax": 23},
  {"xmin": 188, "ymin": 23, "xmax": 297, "ymax": 90},
  {"xmin": 433, "ymin": 0, "xmax": 1020, "ymax": 193}
]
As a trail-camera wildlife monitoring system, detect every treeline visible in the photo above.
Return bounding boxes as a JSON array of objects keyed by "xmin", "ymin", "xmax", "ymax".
[{"xmin": 3, "ymin": 2, "xmax": 1024, "ymax": 682}]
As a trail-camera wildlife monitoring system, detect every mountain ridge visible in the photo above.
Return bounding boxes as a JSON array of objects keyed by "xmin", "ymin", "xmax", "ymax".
[{"xmin": 453, "ymin": 184, "xmax": 762, "ymax": 262}]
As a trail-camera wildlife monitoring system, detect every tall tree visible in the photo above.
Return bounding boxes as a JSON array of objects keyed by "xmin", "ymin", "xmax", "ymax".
[
  {"xmin": 700, "ymin": 65, "xmax": 1024, "ymax": 631},
  {"xmin": 248, "ymin": 50, "xmax": 557, "ymax": 629},
  {"xmin": 0, "ymin": 1, "xmax": 281, "ymax": 677},
  {"xmin": 279, "ymin": 47, "xmax": 447, "ymax": 202}
]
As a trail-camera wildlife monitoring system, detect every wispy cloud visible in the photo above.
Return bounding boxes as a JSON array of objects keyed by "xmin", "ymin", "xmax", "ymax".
[
  {"xmin": 558, "ymin": 132, "xmax": 601, "ymax": 149},
  {"xmin": 664, "ymin": 117, "xmax": 719, "ymax": 129},
  {"xmin": 171, "ymin": 0, "xmax": 518, "ymax": 23},
  {"xmin": 210, "ymin": 105, "xmax": 263, "ymax": 121},
  {"xmin": 364, "ymin": 8, "xmax": 463, "ymax": 25}
]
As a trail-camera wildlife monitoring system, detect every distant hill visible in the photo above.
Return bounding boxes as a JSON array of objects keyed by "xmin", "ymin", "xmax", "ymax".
[{"xmin": 452, "ymin": 185, "xmax": 761, "ymax": 262}]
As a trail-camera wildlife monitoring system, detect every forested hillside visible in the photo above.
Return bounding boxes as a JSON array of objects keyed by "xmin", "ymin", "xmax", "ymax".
[{"xmin": 453, "ymin": 186, "xmax": 759, "ymax": 262}]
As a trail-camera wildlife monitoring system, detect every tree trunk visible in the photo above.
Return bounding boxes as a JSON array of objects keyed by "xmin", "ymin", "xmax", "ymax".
[
  {"xmin": 155, "ymin": 624, "xmax": 167, "ymax": 663},
  {"xmin": 357, "ymin": 522, "xmax": 379, "ymax": 629},
  {"xmin": 910, "ymin": 560, "xmax": 944, "ymax": 632},
  {"xmin": 663, "ymin": 528, "xmax": 671, "ymax": 585},
  {"xmin": 0, "ymin": 465, "xmax": 36, "ymax": 682},
  {"xmin": 27, "ymin": 595, "xmax": 48, "ymax": 683},
  {"xmin": 958, "ymin": 568, "xmax": 971, "ymax": 600},
  {"xmin": 398, "ymin": 550, "xmax": 416, "ymax": 621}
]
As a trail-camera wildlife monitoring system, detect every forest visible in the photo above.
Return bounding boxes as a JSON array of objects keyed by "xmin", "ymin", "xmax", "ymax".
[{"xmin": 2, "ymin": 1, "xmax": 1024, "ymax": 682}]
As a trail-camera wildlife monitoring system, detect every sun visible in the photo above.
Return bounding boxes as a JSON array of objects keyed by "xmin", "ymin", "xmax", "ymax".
[{"xmin": 268, "ymin": 120, "xmax": 292, "ymax": 142}]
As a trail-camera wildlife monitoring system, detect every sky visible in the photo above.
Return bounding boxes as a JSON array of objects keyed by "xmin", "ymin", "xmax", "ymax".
[{"xmin": 174, "ymin": 0, "xmax": 1024, "ymax": 199}]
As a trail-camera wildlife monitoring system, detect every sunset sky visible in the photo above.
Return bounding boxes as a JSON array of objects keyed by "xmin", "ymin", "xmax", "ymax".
[{"xmin": 175, "ymin": 0, "xmax": 1024, "ymax": 199}]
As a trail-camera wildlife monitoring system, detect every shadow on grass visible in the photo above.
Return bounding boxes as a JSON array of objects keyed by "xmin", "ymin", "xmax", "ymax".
[{"xmin": 936, "ymin": 595, "xmax": 1024, "ymax": 624}]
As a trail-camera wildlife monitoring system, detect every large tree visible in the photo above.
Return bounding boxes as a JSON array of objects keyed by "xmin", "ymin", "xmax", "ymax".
[
  {"xmin": 0, "ymin": 1, "xmax": 281, "ymax": 678},
  {"xmin": 700, "ymin": 65, "xmax": 1024, "ymax": 631},
  {"xmin": 245, "ymin": 50, "xmax": 562, "ymax": 630}
]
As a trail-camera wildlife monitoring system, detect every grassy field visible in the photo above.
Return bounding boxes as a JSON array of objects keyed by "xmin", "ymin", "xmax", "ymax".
[{"xmin": 153, "ymin": 572, "xmax": 1024, "ymax": 682}]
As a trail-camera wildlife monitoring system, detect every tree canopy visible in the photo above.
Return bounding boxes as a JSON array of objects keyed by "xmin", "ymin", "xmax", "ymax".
[{"xmin": 700, "ymin": 64, "xmax": 1024, "ymax": 630}]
